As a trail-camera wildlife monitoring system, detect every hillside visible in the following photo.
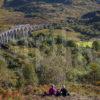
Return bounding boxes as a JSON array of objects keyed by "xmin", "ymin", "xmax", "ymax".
[
  {"xmin": 1, "ymin": 0, "xmax": 99, "ymax": 24},
  {"xmin": 0, "ymin": 0, "xmax": 100, "ymax": 99},
  {"xmin": 0, "ymin": 0, "xmax": 99, "ymax": 36},
  {"xmin": 0, "ymin": 27, "xmax": 100, "ymax": 99}
]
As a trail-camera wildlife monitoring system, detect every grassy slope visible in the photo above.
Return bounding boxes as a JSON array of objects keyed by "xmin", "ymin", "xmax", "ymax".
[
  {"xmin": 0, "ymin": 1, "xmax": 99, "ymax": 99},
  {"xmin": 0, "ymin": 28, "xmax": 100, "ymax": 99}
]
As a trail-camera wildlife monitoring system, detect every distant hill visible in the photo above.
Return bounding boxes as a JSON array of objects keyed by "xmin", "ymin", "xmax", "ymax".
[
  {"xmin": 4, "ymin": 0, "xmax": 72, "ymax": 6},
  {"xmin": 81, "ymin": 11, "xmax": 100, "ymax": 22},
  {"xmin": 4, "ymin": 0, "xmax": 97, "ymax": 7},
  {"xmin": 0, "ymin": 0, "xmax": 99, "ymax": 32}
]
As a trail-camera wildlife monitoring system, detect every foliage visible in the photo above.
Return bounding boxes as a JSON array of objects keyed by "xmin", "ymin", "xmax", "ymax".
[
  {"xmin": 0, "ymin": 0, "xmax": 99, "ymax": 98},
  {"xmin": 0, "ymin": 29, "xmax": 99, "ymax": 88},
  {"xmin": 67, "ymin": 40, "xmax": 77, "ymax": 47},
  {"xmin": 37, "ymin": 65, "xmax": 66, "ymax": 84},
  {"xmin": 23, "ymin": 63, "xmax": 38, "ymax": 85},
  {"xmin": 92, "ymin": 40, "xmax": 100, "ymax": 51},
  {"xmin": 0, "ymin": 60, "xmax": 17, "ymax": 88}
]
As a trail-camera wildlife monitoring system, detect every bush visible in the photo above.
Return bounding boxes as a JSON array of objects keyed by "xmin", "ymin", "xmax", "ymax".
[
  {"xmin": 67, "ymin": 40, "xmax": 76, "ymax": 47},
  {"xmin": 66, "ymin": 68, "xmax": 87, "ymax": 82},
  {"xmin": 92, "ymin": 40, "xmax": 100, "ymax": 51},
  {"xmin": 36, "ymin": 65, "xmax": 66, "ymax": 85},
  {"xmin": 79, "ymin": 63, "xmax": 100, "ymax": 84},
  {"xmin": 56, "ymin": 35, "xmax": 64, "ymax": 44},
  {"xmin": 23, "ymin": 63, "xmax": 38, "ymax": 85},
  {"xmin": 90, "ymin": 63, "xmax": 100, "ymax": 81},
  {"xmin": 0, "ymin": 60, "xmax": 17, "ymax": 88},
  {"xmin": 17, "ymin": 39, "xmax": 28, "ymax": 46}
]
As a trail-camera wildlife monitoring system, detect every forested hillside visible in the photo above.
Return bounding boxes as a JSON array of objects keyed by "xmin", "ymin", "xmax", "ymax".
[{"xmin": 0, "ymin": 0, "xmax": 100, "ymax": 99}]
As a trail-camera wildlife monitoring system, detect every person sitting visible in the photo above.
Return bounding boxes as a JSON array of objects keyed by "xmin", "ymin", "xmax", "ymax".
[
  {"xmin": 48, "ymin": 84, "xmax": 57, "ymax": 96},
  {"xmin": 56, "ymin": 89, "xmax": 61, "ymax": 96},
  {"xmin": 60, "ymin": 85, "xmax": 70, "ymax": 97}
]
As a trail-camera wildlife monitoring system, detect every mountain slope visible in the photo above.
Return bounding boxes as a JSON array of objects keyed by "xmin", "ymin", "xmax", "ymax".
[
  {"xmin": 0, "ymin": 0, "xmax": 99, "ymax": 33},
  {"xmin": 5, "ymin": 0, "xmax": 72, "ymax": 6}
]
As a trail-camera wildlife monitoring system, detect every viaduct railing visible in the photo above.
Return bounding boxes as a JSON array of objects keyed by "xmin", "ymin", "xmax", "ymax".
[
  {"xmin": 0, "ymin": 18, "xmax": 79, "ymax": 45},
  {"xmin": 0, "ymin": 23, "xmax": 53, "ymax": 44}
]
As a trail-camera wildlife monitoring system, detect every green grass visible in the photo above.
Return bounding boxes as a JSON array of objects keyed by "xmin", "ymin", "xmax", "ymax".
[{"xmin": 76, "ymin": 41, "xmax": 93, "ymax": 48}]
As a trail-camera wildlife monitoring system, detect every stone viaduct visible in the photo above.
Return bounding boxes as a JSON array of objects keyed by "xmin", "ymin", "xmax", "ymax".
[
  {"xmin": 0, "ymin": 17, "xmax": 80, "ymax": 45},
  {"xmin": 0, "ymin": 23, "xmax": 54, "ymax": 45}
]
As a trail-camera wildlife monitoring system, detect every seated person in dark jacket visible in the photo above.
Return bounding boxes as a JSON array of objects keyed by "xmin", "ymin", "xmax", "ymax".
[
  {"xmin": 60, "ymin": 85, "xmax": 70, "ymax": 97},
  {"xmin": 56, "ymin": 89, "xmax": 61, "ymax": 96}
]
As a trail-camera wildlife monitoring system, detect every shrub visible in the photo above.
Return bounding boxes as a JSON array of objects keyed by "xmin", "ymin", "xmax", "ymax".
[
  {"xmin": 23, "ymin": 63, "xmax": 38, "ymax": 85},
  {"xmin": 79, "ymin": 63, "xmax": 100, "ymax": 84},
  {"xmin": 55, "ymin": 35, "xmax": 64, "ymax": 44},
  {"xmin": 0, "ymin": 60, "xmax": 17, "ymax": 88},
  {"xmin": 90, "ymin": 63, "xmax": 100, "ymax": 81},
  {"xmin": 17, "ymin": 39, "xmax": 28, "ymax": 46},
  {"xmin": 37, "ymin": 65, "xmax": 66, "ymax": 85},
  {"xmin": 67, "ymin": 40, "xmax": 76, "ymax": 47},
  {"xmin": 66, "ymin": 68, "xmax": 87, "ymax": 82},
  {"xmin": 92, "ymin": 40, "xmax": 100, "ymax": 51}
]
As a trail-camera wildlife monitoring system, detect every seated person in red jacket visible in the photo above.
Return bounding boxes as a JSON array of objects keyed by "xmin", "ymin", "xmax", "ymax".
[{"xmin": 48, "ymin": 84, "xmax": 57, "ymax": 96}]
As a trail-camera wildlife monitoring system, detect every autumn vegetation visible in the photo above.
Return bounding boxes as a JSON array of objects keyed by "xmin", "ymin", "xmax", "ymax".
[{"xmin": 0, "ymin": 0, "xmax": 100, "ymax": 99}]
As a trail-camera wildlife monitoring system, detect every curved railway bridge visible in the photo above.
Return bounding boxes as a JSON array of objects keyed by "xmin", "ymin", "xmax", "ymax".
[
  {"xmin": 0, "ymin": 17, "xmax": 98, "ymax": 48},
  {"xmin": 0, "ymin": 17, "xmax": 80, "ymax": 45},
  {"xmin": 0, "ymin": 23, "xmax": 61, "ymax": 45}
]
